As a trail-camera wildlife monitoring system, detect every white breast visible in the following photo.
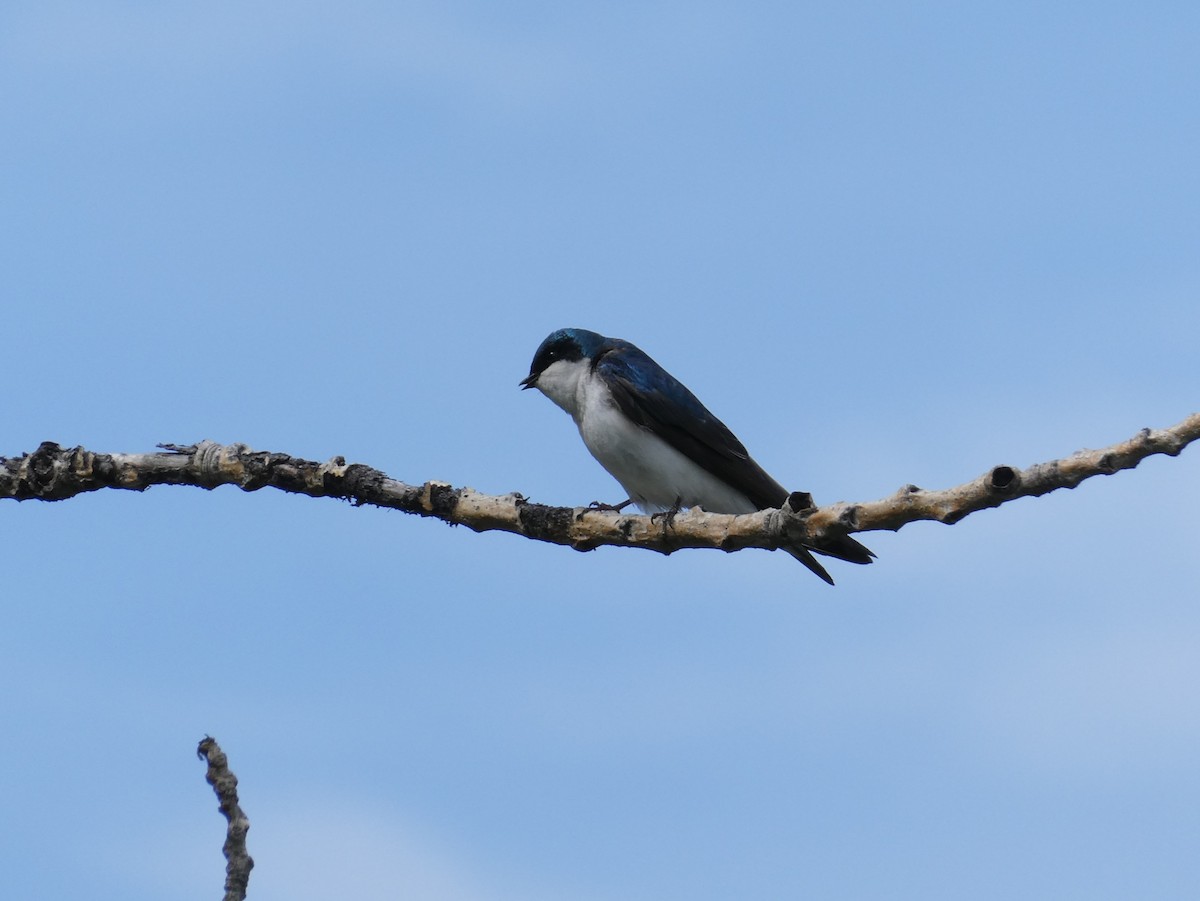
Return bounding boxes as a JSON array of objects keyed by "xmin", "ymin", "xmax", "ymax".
[
  {"xmin": 572, "ymin": 371, "xmax": 756, "ymax": 515},
  {"xmin": 533, "ymin": 357, "xmax": 757, "ymax": 513}
]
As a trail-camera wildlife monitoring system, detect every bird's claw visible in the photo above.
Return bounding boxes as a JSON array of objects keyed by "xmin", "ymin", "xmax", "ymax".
[
  {"xmin": 588, "ymin": 499, "xmax": 631, "ymax": 512},
  {"xmin": 576, "ymin": 499, "xmax": 633, "ymax": 521},
  {"xmin": 650, "ymin": 498, "xmax": 684, "ymax": 531}
]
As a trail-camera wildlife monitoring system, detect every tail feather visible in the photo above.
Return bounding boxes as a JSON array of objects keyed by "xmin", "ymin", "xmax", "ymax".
[
  {"xmin": 786, "ymin": 534, "xmax": 875, "ymax": 585},
  {"xmin": 775, "ymin": 491, "xmax": 875, "ymax": 579},
  {"xmin": 785, "ymin": 546, "xmax": 835, "ymax": 585},
  {"xmin": 810, "ymin": 533, "xmax": 875, "ymax": 565}
]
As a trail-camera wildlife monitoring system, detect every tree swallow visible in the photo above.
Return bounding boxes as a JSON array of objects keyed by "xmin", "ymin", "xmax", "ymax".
[{"xmin": 521, "ymin": 327, "xmax": 874, "ymax": 584}]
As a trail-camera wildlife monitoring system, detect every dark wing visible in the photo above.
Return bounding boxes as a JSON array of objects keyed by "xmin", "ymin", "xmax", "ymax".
[
  {"xmin": 596, "ymin": 340, "xmax": 876, "ymax": 570},
  {"xmin": 594, "ymin": 341, "xmax": 788, "ymax": 510},
  {"xmin": 807, "ymin": 532, "xmax": 875, "ymax": 565}
]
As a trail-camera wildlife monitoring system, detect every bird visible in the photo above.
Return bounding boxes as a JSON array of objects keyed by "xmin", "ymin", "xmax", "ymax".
[{"xmin": 520, "ymin": 327, "xmax": 874, "ymax": 584}]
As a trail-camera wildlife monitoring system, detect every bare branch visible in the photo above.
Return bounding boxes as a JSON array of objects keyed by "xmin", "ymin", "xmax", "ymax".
[
  {"xmin": 795, "ymin": 411, "xmax": 1200, "ymax": 545},
  {"xmin": 2, "ymin": 413, "xmax": 1197, "ymax": 559},
  {"xmin": 197, "ymin": 736, "xmax": 254, "ymax": 901}
]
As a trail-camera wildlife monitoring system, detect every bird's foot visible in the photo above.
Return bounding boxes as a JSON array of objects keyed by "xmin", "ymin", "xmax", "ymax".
[
  {"xmin": 650, "ymin": 497, "xmax": 684, "ymax": 532},
  {"xmin": 577, "ymin": 498, "xmax": 633, "ymax": 520},
  {"xmin": 590, "ymin": 499, "xmax": 632, "ymax": 512}
]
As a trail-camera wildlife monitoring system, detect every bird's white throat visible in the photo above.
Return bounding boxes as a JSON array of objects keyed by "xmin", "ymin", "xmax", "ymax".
[{"xmin": 532, "ymin": 358, "xmax": 590, "ymax": 424}]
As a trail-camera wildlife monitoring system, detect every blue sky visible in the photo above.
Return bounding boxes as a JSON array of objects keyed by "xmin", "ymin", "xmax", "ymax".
[{"xmin": 3, "ymin": 2, "xmax": 1198, "ymax": 898}]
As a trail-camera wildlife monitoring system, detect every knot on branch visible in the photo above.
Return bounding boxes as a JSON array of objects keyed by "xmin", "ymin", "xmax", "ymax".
[
  {"xmin": 423, "ymin": 481, "xmax": 462, "ymax": 522},
  {"xmin": 785, "ymin": 491, "xmax": 816, "ymax": 513},
  {"xmin": 6, "ymin": 442, "xmax": 99, "ymax": 500},
  {"xmin": 771, "ymin": 501, "xmax": 813, "ymax": 548},
  {"xmin": 28, "ymin": 441, "xmax": 68, "ymax": 497},
  {"xmin": 988, "ymin": 465, "xmax": 1019, "ymax": 491},
  {"xmin": 336, "ymin": 461, "xmax": 381, "ymax": 502},
  {"xmin": 192, "ymin": 440, "xmax": 246, "ymax": 489}
]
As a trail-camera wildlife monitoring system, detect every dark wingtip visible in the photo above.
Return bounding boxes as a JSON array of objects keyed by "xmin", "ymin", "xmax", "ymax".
[
  {"xmin": 813, "ymin": 534, "xmax": 875, "ymax": 565},
  {"xmin": 786, "ymin": 546, "xmax": 836, "ymax": 585}
]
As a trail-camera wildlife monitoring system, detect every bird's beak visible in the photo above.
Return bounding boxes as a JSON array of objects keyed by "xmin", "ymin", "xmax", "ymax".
[{"xmin": 519, "ymin": 373, "xmax": 538, "ymax": 390}]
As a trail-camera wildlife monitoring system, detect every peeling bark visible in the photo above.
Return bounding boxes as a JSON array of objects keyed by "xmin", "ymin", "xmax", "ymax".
[{"xmin": 2, "ymin": 413, "xmax": 1197, "ymax": 562}]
